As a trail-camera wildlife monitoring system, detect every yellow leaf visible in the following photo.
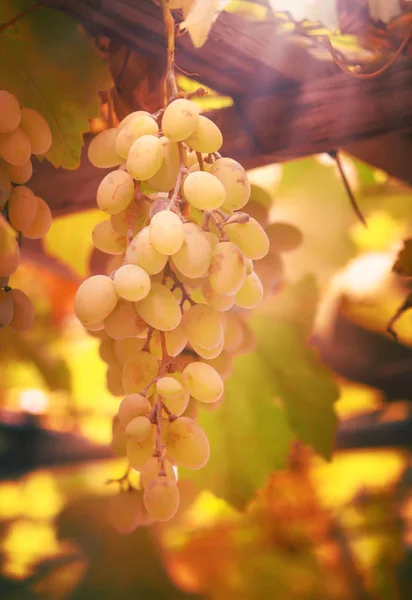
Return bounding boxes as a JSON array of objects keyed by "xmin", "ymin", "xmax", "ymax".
[{"xmin": 180, "ymin": 0, "xmax": 222, "ymax": 48}]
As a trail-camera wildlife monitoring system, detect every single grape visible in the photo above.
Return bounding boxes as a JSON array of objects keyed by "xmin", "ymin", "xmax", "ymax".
[
  {"xmin": 141, "ymin": 457, "xmax": 175, "ymax": 488},
  {"xmin": 96, "ymin": 169, "xmax": 135, "ymax": 215},
  {"xmin": 118, "ymin": 110, "xmax": 151, "ymax": 131},
  {"xmin": 23, "ymin": 196, "xmax": 52, "ymax": 239},
  {"xmin": 235, "ymin": 271, "xmax": 264, "ymax": 308},
  {"xmin": 114, "ymin": 264, "xmax": 151, "ymax": 302},
  {"xmin": 113, "ymin": 337, "xmax": 145, "ymax": 365},
  {"xmin": 205, "ymin": 351, "xmax": 233, "ymax": 380},
  {"xmin": 0, "ymin": 289, "xmax": 13, "ymax": 328},
  {"xmin": 104, "ymin": 300, "xmax": 147, "ymax": 340},
  {"xmin": 266, "ymin": 222, "xmax": 303, "ymax": 253},
  {"xmin": 0, "ymin": 168, "xmax": 11, "ymax": 209},
  {"xmin": 0, "ymin": 128, "xmax": 31, "ymax": 166},
  {"xmin": 149, "ymin": 325, "xmax": 188, "ymax": 359},
  {"xmin": 147, "ymin": 137, "xmax": 180, "ymax": 192},
  {"xmin": 184, "ymin": 303, "xmax": 223, "ymax": 349},
  {"xmin": 74, "ymin": 275, "xmax": 118, "ymax": 326},
  {"xmin": 203, "ymin": 231, "xmax": 219, "ymax": 249},
  {"xmin": 183, "ymin": 171, "xmax": 225, "ymax": 210},
  {"xmin": 252, "ymin": 252, "xmax": 284, "ymax": 295},
  {"xmin": 0, "ymin": 237, "xmax": 20, "ymax": 277},
  {"xmin": 221, "ymin": 312, "xmax": 244, "ymax": 353},
  {"xmin": 7, "ymin": 185, "xmax": 37, "ymax": 232},
  {"xmin": 98, "ymin": 336, "xmax": 117, "ymax": 364},
  {"xmin": 125, "ymin": 415, "xmax": 152, "ymax": 441},
  {"xmin": 171, "ymin": 222, "xmax": 212, "ymax": 278},
  {"xmin": 135, "ymin": 282, "xmax": 182, "ymax": 332},
  {"xmin": 107, "ymin": 489, "xmax": 153, "ymax": 533},
  {"xmin": 143, "ymin": 475, "xmax": 180, "ymax": 522},
  {"xmin": 182, "ymin": 362, "xmax": 224, "ymax": 404},
  {"xmin": 115, "ymin": 113, "xmax": 159, "ymax": 159},
  {"xmin": 149, "ymin": 210, "xmax": 184, "ymax": 256},
  {"xmin": 190, "ymin": 338, "xmax": 224, "ymax": 360},
  {"xmin": 110, "ymin": 200, "xmax": 149, "ymax": 235},
  {"xmin": 92, "ymin": 219, "xmax": 127, "ymax": 255},
  {"xmin": 0, "ymin": 91, "xmax": 21, "ymax": 133},
  {"xmin": 106, "ymin": 363, "xmax": 124, "ymax": 396},
  {"xmin": 209, "ymin": 241, "xmax": 246, "ymax": 296},
  {"xmin": 125, "ymin": 226, "xmax": 168, "ymax": 275},
  {"xmin": 118, "ymin": 393, "xmax": 151, "ymax": 426},
  {"xmin": 127, "ymin": 427, "xmax": 156, "ymax": 470},
  {"xmin": 9, "ymin": 289, "xmax": 35, "ymax": 331},
  {"xmin": 127, "ymin": 134, "xmax": 163, "ymax": 181},
  {"xmin": 161, "ymin": 98, "xmax": 199, "ymax": 141},
  {"xmin": 210, "ymin": 157, "xmax": 250, "ymax": 212},
  {"xmin": 184, "ymin": 115, "xmax": 223, "ymax": 153},
  {"xmin": 201, "ymin": 281, "xmax": 235, "ymax": 312},
  {"xmin": 122, "ymin": 350, "xmax": 158, "ymax": 394},
  {"xmin": 165, "ymin": 416, "xmax": 210, "ymax": 469},
  {"xmin": 158, "ymin": 372, "xmax": 189, "ymax": 415},
  {"xmin": 224, "ymin": 216, "xmax": 269, "ymax": 260},
  {"xmin": 5, "ymin": 159, "xmax": 32, "ymax": 184},
  {"xmin": 88, "ymin": 128, "xmax": 123, "ymax": 168},
  {"xmin": 19, "ymin": 108, "xmax": 52, "ymax": 155}
]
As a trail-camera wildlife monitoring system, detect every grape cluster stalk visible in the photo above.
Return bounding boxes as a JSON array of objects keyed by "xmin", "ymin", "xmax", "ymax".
[{"xmin": 0, "ymin": 90, "xmax": 53, "ymax": 332}]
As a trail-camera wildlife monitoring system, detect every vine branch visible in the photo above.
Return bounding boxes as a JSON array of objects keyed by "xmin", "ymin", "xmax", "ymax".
[
  {"xmin": 160, "ymin": 0, "xmax": 178, "ymax": 100},
  {"xmin": 330, "ymin": 150, "xmax": 367, "ymax": 227},
  {"xmin": 0, "ymin": 2, "xmax": 42, "ymax": 34}
]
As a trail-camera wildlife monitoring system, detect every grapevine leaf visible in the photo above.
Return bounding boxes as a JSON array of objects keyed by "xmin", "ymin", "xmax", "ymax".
[
  {"xmin": 367, "ymin": 0, "xmax": 402, "ymax": 23},
  {"xmin": 0, "ymin": 0, "xmax": 112, "ymax": 169},
  {"xmin": 392, "ymin": 239, "xmax": 412, "ymax": 277},
  {"xmin": 180, "ymin": 0, "xmax": 225, "ymax": 48}
]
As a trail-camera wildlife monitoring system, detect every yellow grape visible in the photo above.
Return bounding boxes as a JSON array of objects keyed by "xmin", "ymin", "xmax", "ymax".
[
  {"xmin": 166, "ymin": 416, "xmax": 210, "ymax": 469},
  {"xmin": 171, "ymin": 222, "xmax": 212, "ymax": 278},
  {"xmin": 0, "ymin": 239, "xmax": 19, "ymax": 277},
  {"xmin": 113, "ymin": 337, "xmax": 145, "ymax": 365},
  {"xmin": 135, "ymin": 282, "xmax": 182, "ymax": 332},
  {"xmin": 107, "ymin": 489, "xmax": 153, "ymax": 533},
  {"xmin": 141, "ymin": 457, "xmax": 175, "ymax": 488},
  {"xmin": 0, "ymin": 289, "xmax": 13, "ymax": 328},
  {"xmin": 118, "ymin": 110, "xmax": 152, "ymax": 131},
  {"xmin": 0, "ymin": 168, "xmax": 11, "ymax": 208},
  {"xmin": 201, "ymin": 280, "xmax": 235, "ymax": 312},
  {"xmin": 224, "ymin": 216, "xmax": 269, "ymax": 260},
  {"xmin": 19, "ymin": 108, "xmax": 52, "ymax": 155},
  {"xmin": 183, "ymin": 362, "xmax": 224, "ymax": 404},
  {"xmin": 147, "ymin": 137, "xmax": 180, "ymax": 191},
  {"xmin": 0, "ymin": 90, "xmax": 21, "ymax": 133},
  {"xmin": 0, "ymin": 128, "xmax": 31, "ymax": 166},
  {"xmin": 115, "ymin": 114, "xmax": 159, "ymax": 159},
  {"xmin": 127, "ymin": 134, "xmax": 163, "ymax": 181},
  {"xmin": 106, "ymin": 364, "xmax": 124, "ymax": 396},
  {"xmin": 96, "ymin": 169, "xmax": 135, "ymax": 215},
  {"xmin": 9, "ymin": 289, "xmax": 35, "ymax": 331},
  {"xmin": 191, "ymin": 338, "xmax": 223, "ymax": 360},
  {"xmin": 184, "ymin": 303, "xmax": 223, "ymax": 349},
  {"xmin": 149, "ymin": 210, "xmax": 184, "ymax": 255},
  {"xmin": 205, "ymin": 351, "xmax": 233, "ymax": 380},
  {"xmin": 111, "ymin": 416, "xmax": 127, "ymax": 456},
  {"xmin": 110, "ymin": 199, "xmax": 149, "ymax": 236},
  {"xmin": 118, "ymin": 393, "xmax": 151, "ymax": 426},
  {"xmin": 104, "ymin": 300, "xmax": 147, "ymax": 340},
  {"xmin": 88, "ymin": 128, "xmax": 123, "ymax": 168},
  {"xmin": 266, "ymin": 222, "xmax": 303, "ymax": 253},
  {"xmin": 184, "ymin": 115, "xmax": 223, "ymax": 153},
  {"xmin": 92, "ymin": 219, "xmax": 127, "ymax": 254},
  {"xmin": 114, "ymin": 264, "xmax": 151, "ymax": 302},
  {"xmin": 5, "ymin": 159, "xmax": 32, "ymax": 184},
  {"xmin": 122, "ymin": 350, "xmax": 158, "ymax": 394},
  {"xmin": 158, "ymin": 372, "xmax": 189, "ymax": 415},
  {"xmin": 149, "ymin": 325, "xmax": 188, "ymax": 359},
  {"xmin": 7, "ymin": 185, "xmax": 37, "ymax": 231},
  {"xmin": 74, "ymin": 275, "xmax": 118, "ymax": 326},
  {"xmin": 162, "ymin": 98, "xmax": 199, "ymax": 141},
  {"xmin": 98, "ymin": 336, "xmax": 117, "ymax": 364},
  {"xmin": 210, "ymin": 158, "xmax": 250, "ymax": 212},
  {"xmin": 203, "ymin": 231, "xmax": 219, "ymax": 249},
  {"xmin": 183, "ymin": 171, "xmax": 225, "ymax": 210},
  {"xmin": 221, "ymin": 312, "xmax": 243, "ymax": 353},
  {"xmin": 23, "ymin": 196, "xmax": 52, "ymax": 239},
  {"xmin": 126, "ymin": 226, "xmax": 168, "ymax": 275},
  {"xmin": 127, "ymin": 426, "xmax": 156, "ymax": 470},
  {"xmin": 253, "ymin": 252, "xmax": 284, "ymax": 295},
  {"xmin": 209, "ymin": 241, "xmax": 246, "ymax": 296},
  {"xmin": 125, "ymin": 415, "xmax": 152, "ymax": 441},
  {"xmin": 157, "ymin": 375, "xmax": 183, "ymax": 402},
  {"xmin": 235, "ymin": 271, "xmax": 263, "ymax": 308},
  {"xmin": 143, "ymin": 476, "xmax": 180, "ymax": 522}
]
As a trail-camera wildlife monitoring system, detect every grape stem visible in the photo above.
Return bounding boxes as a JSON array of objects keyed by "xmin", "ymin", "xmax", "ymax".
[
  {"xmin": 168, "ymin": 142, "xmax": 187, "ymax": 214},
  {"xmin": 167, "ymin": 266, "xmax": 196, "ymax": 307},
  {"xmin": 160, "ymin": 0, "xmax": 178, "ymax": 100},
  {"xmin": 196, "ymin": 152, "xmax": 204, "ymax": 171}
]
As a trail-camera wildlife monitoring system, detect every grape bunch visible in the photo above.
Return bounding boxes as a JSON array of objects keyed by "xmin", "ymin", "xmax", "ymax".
[
  {"xmin": 0, "ymin": 90, "xmax": 53, "ymax": 332},
  {"xmin": 75, "ymin": 96, "xmax": 298, "ymax": 523}
]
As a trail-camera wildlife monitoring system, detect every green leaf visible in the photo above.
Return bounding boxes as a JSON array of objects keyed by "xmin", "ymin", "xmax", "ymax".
[{"xmin": 0, "ymin": 0, "xmax": 112, "ymax": 169}]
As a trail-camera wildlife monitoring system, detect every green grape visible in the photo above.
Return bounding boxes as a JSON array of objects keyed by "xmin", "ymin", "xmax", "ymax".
[
  {"xmin": 118, "ymin": 110, "xmax": 152, "ymax": 131},
  {"xmin": 143, "ymin": 475, "xmax": 180, "ymax": 522},
  {"xmin": 0, "ymin": 168, "xmax": 11, "ymax": 209},
  {"xmin": 149, "ymin": 325, "xmax": 188, "ymax": 359},
  {"xmin": 110, "ymin": 199, "xmax": 149, "ymax": 235},
  {"xmin": 96, "ymin": 169, "xmax": 135, "ymax": 215},
  {"xmin": 114, "ymin": 264, "xmax": 151, "ymax": 301},
  {"xmin": 205, "ymin": 351, "xmax": 233, "ymax": 380},
  {"xmin": 266, "ymin": 222, "xmax": 303, "ymax": 253},
  {"xmin": 171, "ymin": 222, "xmax": 212, "ymax": 278},
  {"xmin": 113, "ymin": 337, "xmax": 145, "ymax": 365},
  {"xmin": 166, "ymin": 416, "xmax": 210, "ymax": 469},
  {"xmin": 5, "ymin": 159, "xmax": 32, "ymax": 184},
  {"xmin": 183, "ymin": 171, "xmax": 225, "ymax": 210},
  {"xmin": 106, "ymin": 363, "xmax": 124, "ymax": 396},
  {"xmin": 209, "ymin": 241, "xmax": 246, "ymax": 296},
  {"xmin": 149, "ymin": 210, "xmax": 184, "ymax": 255},
  {"xmin": 7, "ymin": 185, "xmax": 37, "ymax": 232},
  {"xmin": 185, "ymin": 303, "xmax": 223, "ymax": 349},
  {"xmin": 235, "ymin": 271, "xmax": 263, "ymax": 308},
  {"xmin": 107, "ymin": 489, "xmax": 153, "ymax": 533},
  {"xmin": 0, "ymin": 289, "xmax": 13, "ymax": 328},
  {"xmin": 127, "ymin": 134, "xmax": 163, "ymax": 181},
  {"xmin": 115, "ymin": 114, "xmax": 159, "ymax": 159},
  {"xmin": 125, "ymin": 226, "xmax": 168, "ymax": 275},
  {"xmin": 161, "ymin": 98, "xmax": 199, "ymax": 142},
  {"xmin": 147, "ymin": 137, "xmax": 180, "ymax": 191},
  {"xmin": 125, "ymin": 415, "xmax": 152, "ymax": 441},
  {"xmin": 118, "ymin": 393, "xmax": 151, "ymax": 426},
  {"xmin": 9, "ymin": 289, "xmax": 35, "ymax": 331},
  {"xmin": 127, "ymin": 426, "xmax": 156, "ymax": 470},
  {"xmin": 0, "ymin": 90, "xmax": 21, "ymax": 133},
  {"xmin": 88, "ymin": 128, "xmax": 123, "ymax": 168},
  {"xmin": 19, "ymin": 107, "xmax": 52, "ymax": 155},
  {"xmin": 221, "ymin": 312, "xmax": 243, "ymax": 353},
  {"xmin": 224, "ymin": 216, "xmax": 269, "ymax": 260},
  {"xmin": 135, "ymin": 282, "xmax": 182, "ymax": 332},
  {"xmin": 253, "ymin": 252, "xmax": 284, "ymax": 295},
  {"xmin": 98, "ymin": 336, "xmax": 117, "ymax": 364},
  {"xmin": 111, "ymin": 416, "xmax": 127, "ymax": 457},
  {"xmin": 104, "ymin": 300, "xmax": 147, "ymax": 340},
  {"xmin": 0, "ymin": 128, "xmax": 31, "ymax": 166},
  {"xmin": 74, "ymin": 275, "xmax": 118, "ymax": 326},
  {"xmin": 182, "ymin": 362, "xmax": 224, "ymax": 404},
  {"xmin": 92, "ymin": 219, "xmax": 127, "ymax": 255},
  {"xmin": 23, "ymin": 196, "xmax": 52, "ymax": 239},
  {"xmin": 122, "ymin": 350, "xmax": 158, "ymax": 394},
  {"xmin": 201, "ymin": 280, "xmax": 235, "ymax": 312},
  {"xmin": 141, "ymin": 457, "xmax": 175, "ymax": 488},
  {"xmin": 158, "ymin": 372, "xmax": 189, "ymax": 415},
  {"xmin": 210, "ymin": 157, "xmax": 250, "ymax": 212},
  {"xmin": 184, "ymin": 115, "xmax": 223, "ymax": 153},
  {"xmin": 190, "ymin": 338, "xmax": 223, "ymax": 360}
]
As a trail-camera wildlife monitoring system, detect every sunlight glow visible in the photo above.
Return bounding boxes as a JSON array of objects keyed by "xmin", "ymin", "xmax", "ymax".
[{"xmin": 19, "ymin": 389, "xmax": 48, "ymax": 414}]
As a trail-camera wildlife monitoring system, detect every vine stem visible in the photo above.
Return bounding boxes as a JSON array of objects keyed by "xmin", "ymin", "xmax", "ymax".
[
  {"xmin": 160, "ymin": 0, "xmax": 178, "ymax": 100},
  {"xmin": 0, "ymin": 2, "xmax": 42, "ymax": 34},
  {"xmin": 169, "ymin": 142, "xmax": 186, "ymax": 213},
  {"xmin": 332, "ymin": 150, "xmax": 367, "ymax": 227}
]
